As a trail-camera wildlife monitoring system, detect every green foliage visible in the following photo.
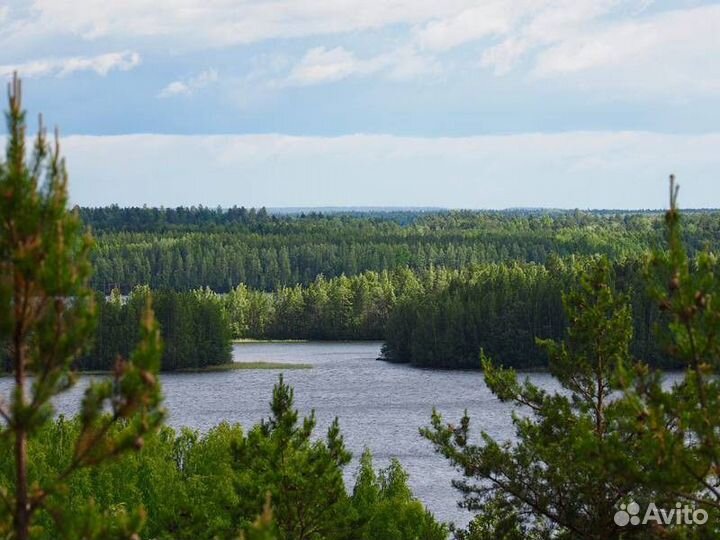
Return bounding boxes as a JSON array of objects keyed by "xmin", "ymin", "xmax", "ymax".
[
  {"xmin": 423, "ymin": 180, "xmax": 720, "ymax": 538},
  {"xmin": 82, "ymin": 206, "xmax": 720, "ymax": 294},
  {"xmin": 240, "ymin": 499, "xmax": 279, "ymax": 540},
  {"xmin": 0, "ymin": 379, "xmax": 446, "ymax": 540},
  {"xmin": 453, "ymin": 496, "xmax": 549, "ymax": 540},
  {"xmin": 65, "ymin": 258, "xmax": 677, "ymax": 372},
  {"xmin": 222, "ymin": 269, "xmax": 401, "ymax": 341},
  {"xmin": 351, "ymin": 450, "xmax": 448, "ymax": 540},
  {"xmin": 71, "ymin": 199, "xmax": 720, "ymax": 368},
  {"xmin": 617, "ymin": 176, "xmax": 720, "ymax": 531},
  {"xmin": 0, "ymin": 74, "xmax": 164, "ymax": 539},
  {"xmin": 78, "ymin": 287, "xmax": 231, "ymax": 371},
  {"xmin": 379, "ymin": 259, "xmax": 672, "ymax": 369},
  {"xmin": 208, "ymin": 260, "xmax": 670, "ymax": 372},
  {"xmin": 422, "ymin": 258, "xmax": 651, "ymax": 539},
  {"xmin": 231, "ymin": 374, "xmax": 354, "ymax": 539},
  {"xmin": 381, "ymin": 263, "xmax": 569, "ymax": 368}
]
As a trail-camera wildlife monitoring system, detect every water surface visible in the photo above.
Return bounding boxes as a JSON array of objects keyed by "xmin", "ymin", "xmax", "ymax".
[{"xmin": 0, "ymin": 342, "xmax": 584, "ymax": 525}]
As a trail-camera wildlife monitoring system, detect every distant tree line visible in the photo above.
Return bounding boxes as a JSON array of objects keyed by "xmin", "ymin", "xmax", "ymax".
[
  {"xmin": 72, "ymin": 207, "xmax": 720, "ymax": 371},
  {"xmin": 84, "ymin": 208, "xmax": 720, "ymax": 293},
  {"xmin": 80, "ymin": 204, "xmax": 275, "ymax": 232},
  {"xmin": 79, "ymin": 204, "xmax": 435, "ymax": 231},
  {"xmin": 174, "ymin": 261, "xmax": 667, "ymax": 370}
]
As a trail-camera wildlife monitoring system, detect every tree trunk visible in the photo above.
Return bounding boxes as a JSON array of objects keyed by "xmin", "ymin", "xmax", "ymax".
[
  {"xmin": 15, "ymin": 426, "xmax": 29, "ymax": 540},
  {"xmin": 14, "ymin": 297, "xmax": 29, "ymax": 540}
]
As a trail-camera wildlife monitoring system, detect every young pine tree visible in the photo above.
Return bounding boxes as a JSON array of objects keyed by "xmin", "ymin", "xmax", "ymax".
[
  {"xmin": 618, "ymin": 176, "xmax": 720, "ymax": 534},
  {"xmin": 0, "ymin": 74, "xmax": 164, "ymax": 539},
  {"xmin": 423, "ymin": 257, "xmax": 649, "ymax": 539},
  {"xmin": 232, "ymin": 375, "xmax": 352, "ymax": 540}
]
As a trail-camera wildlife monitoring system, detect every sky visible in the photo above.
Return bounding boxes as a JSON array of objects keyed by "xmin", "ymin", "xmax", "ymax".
[{"xmin": 0, "ymin": 0, "xmax": 719, "ymax": 209}]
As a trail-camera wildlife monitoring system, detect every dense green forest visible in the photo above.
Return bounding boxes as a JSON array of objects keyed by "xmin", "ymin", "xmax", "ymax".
[
  {"xmin": 71, "ymin": 206, "xmax": 720, "ymax": 370},
  {"xmin": 77, "ymin": 288, "xmax": 232, "ymax": 371},
  {"xmin": 75, "ymin": 206, "xmax": 719, "ymax": 371},
  {"xmin": 82, "ymin": 206, "xmax": 720, "ymax": 293},
  {"xmin": 116, "ymin": 261, "xmax": 661, "ymax": 369},
  {"xmin": 1, "ymin": 288, "xmax": 231, "ymax": 373},
  {"xmin": 71, "ymin": 256, "xmax": 678, "ymax": 372},
  {"xmin": 378, "ymin": 258, "xmax": 673, "ymax": 368}
]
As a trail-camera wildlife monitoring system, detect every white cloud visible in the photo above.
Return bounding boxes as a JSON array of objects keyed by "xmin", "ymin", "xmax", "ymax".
[
  {"xmin": 479, "ymin": 37, "xmax": 531, "ymax": 75},
  {"xmin": 284, "ymin": 46, "xmax": 438, "ymax": 86},
  {"xmin": 531, "ymin": 5, "xmax": 720, "ymax": 95},
  {"xmin": 285, "ymin": 47, "xmax": 374, "ymax": 86},
  {"xmin": 413, "ymin": 0, "xmax": 623, "ymax": 56},
  {"xmin": 3, "ymin": 1, "xmax": 479, "ymax": 48},
  {"xmin": 460, "ymin": 2, "xmax": 720, "ymax": 96},
  {"xmin": 158, "ymin": 68, "xmax": 218, "ymax": 98},
  {"xmin": 2, "ymin": 1, "xmax": 717, "ymax": 99},
  {"xmin": 0, "ymin": 51, "xmax": 140, "ymax": 79},
  {"xmin": 473, "ymin": 1, "xmax": 636, "ymax": 73},
  {"xmin": 247, "ymin": 0, "xmax": 719, "ymax": 95},
  {"xmin": 414, "ymin": 3, "xmax": 514, "ymax": 51},
  {"xmin": 384, "ymin": 47, "xmax": 440, "ymax": 81},
  {"xmin": 55, "ymin": 131, "xmax": 720, "ymax": 209}
]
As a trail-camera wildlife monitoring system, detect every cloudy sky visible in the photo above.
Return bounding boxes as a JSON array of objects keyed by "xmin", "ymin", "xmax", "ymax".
[{"xmin": 1, "ymin": 0, "xmax": 719, "ymax": 208}]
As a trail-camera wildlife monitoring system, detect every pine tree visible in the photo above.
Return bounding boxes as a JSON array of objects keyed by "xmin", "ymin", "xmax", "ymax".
[
  {"xmin": 422, "ymin": 257, "xmax": 647, "ymax": 539},
  {"xmin": 0, "ymin": 74, "xmax": 164, "ymax": 539},
  {"xmin": 618, "ymin": 176, "xmax": 720, "ymax": 530},
  {"xmin": 232, "ymin": 375, "xmax": 352, "ymax": 540}
]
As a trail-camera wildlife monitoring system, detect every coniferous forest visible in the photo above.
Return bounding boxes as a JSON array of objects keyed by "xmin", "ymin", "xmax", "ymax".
[
  {"xmin": 71, "ymin": 208, "xmax": 719, "ymax": 371},
  {"xmin": 3, "ymin": 59, "xmax": 720, "ymax": 540},
  {"xmin": 84, "ymin": 205, "xmax": 719, "ymax": 293}
]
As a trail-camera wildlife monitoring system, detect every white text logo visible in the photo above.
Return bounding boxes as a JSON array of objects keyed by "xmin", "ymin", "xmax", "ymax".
[{"xmin": 614, "ymin": 501, "xmax": 708, "ymax": 527}]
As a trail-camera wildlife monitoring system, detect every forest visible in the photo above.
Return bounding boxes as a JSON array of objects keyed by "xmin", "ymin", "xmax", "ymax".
[
  {"xmin": 77, "ymin": 288, "xmax": 232, "ymax": 371},
  {"xmin": 76, "ymin": 256, "xmax": 696, "ymax": 371},
  {"xmin": 70, "ymin": 204, "xmax": 720, "ymax": 373},
  {"xmin": 72, "ymin": 206, "xmax": 719, "ymax": 371},
  {"xmin": 83, "ymin": 206, "xmax": 720, "ymax": 292},
  {"xmin": 74, "ymin": 257, "xmax": 672, "ymax": 371},
  {"xmin": 3, "ymin": 75, "xmax": 720, "ymax": 539}
]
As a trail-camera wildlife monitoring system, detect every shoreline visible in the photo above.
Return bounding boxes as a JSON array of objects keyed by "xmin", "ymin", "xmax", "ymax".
[
  {"xmin": 233, "ymin": 338, "xmax": 310, "ymax": 344},
  {"xmin": 0, "ymin": 361, "xmax": 312, "ymax": 378},
  {"xmin": 233, "ymin": 338, "xmax": 383, "ymax": 344},
  {"xmin": 175, "ymin": 361, "xmax": 312, "ymax": 372}
]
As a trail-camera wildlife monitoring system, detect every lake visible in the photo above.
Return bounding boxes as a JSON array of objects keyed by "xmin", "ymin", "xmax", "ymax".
[{"xmin": 0, "ymin": 342, "xmax": 592, "ymax": 525}]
